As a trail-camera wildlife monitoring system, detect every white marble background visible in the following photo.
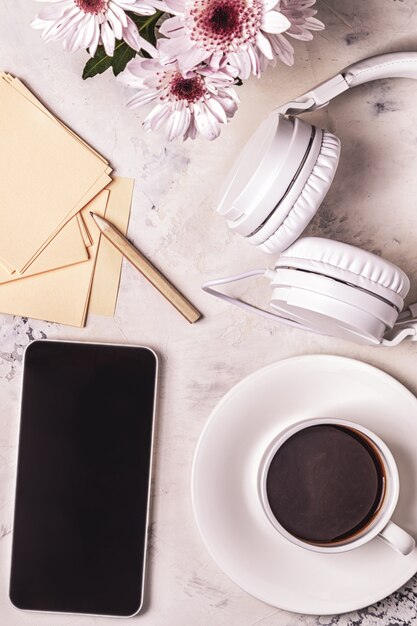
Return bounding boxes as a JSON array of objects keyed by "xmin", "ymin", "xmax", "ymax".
[{"xmin": 2, "ymin": 1, "xmax": 417, "ymax": 624}]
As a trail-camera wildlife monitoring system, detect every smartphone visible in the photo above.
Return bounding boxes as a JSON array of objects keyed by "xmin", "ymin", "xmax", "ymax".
[{"xmin": 9, "ymin": 340, "xmax": 158, "ymax": 618}]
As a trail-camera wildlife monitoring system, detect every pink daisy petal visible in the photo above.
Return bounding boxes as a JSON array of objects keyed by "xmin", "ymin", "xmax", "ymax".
[
  {"xmin": 157, "ymin": 0, "xmax": 322, "ymax": 78},
  {"xmin": 261, "ymin": 10, "xmax": 291, "ymax": 33},
  {"xmin": 108, "ymin": 1, "xmax": 128, "ymax": 26},
  {"xmin": 101, "ymin": 20, "xmax": 116, "ymax": 55},
  {"xmin": 163, "ymin": 0, "xmax": 186, "ymax": 14},
  {"xmin": 107, "ymin": 8, "xmax": 123, "ymax": 39},
  {"xmin": 263, "ymin": 0, "xmax": 279, "ymax": 10},
  {"xmin": 256, "ymin": 31, "xmax": 273, "ymax": 59},
  {"xmin": 89, "ymin": 18, "xmax": 100, "ymax": 54},
  {"xmin": 144, "ymin": 103, "xmax": 173, "ymax": 131},
  {"xmin": 127, "ymin": 88, "xmax": 161, "ymax": 106},
  {"xmin": 31, "ymin": 0, "xmax": 158, "ymax": 57},
  {"xmin": 267, "ymin": 31, "xmax": 294, "ymax": 64},
  {"xmin": 120, "ymin": 57, "xmax": 238, "ymax": 140},
  {"xmin": 193, "ymin": 103, "xmax": 221, "ymax": 140},
  {"xmin": 159, "ymin": 16, "xmax": 185, "ymax": 37}
]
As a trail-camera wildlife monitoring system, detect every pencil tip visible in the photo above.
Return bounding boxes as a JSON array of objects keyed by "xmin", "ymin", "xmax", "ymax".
[{"xmin": 89, "ymin": 211, "xmax": 94, "ymax": 217}]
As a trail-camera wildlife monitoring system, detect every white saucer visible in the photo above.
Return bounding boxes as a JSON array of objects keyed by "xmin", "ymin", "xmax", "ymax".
[{"xmin": 192, "ymin": 355, "xmax": 417, "ymax": 615}]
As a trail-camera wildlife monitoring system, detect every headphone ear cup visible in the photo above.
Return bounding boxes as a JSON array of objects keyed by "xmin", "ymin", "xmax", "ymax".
[
  {"xmin": 218, "ymin": 116, "xmax": 319, "ymax": 237},
  {"xmin": 253, "ymin": 131, "xmax": 341, "ymax": 255},
  {"xmin": 269, "ymin": 270, "xmax": 396, "ymax": 345},
  {"xmin": 277, "ymin": 237, "xmax": 409, "ymax": 307},
  {"xmin": 269, "ymin": 236, "xmax": 409, "ymax": 345}
]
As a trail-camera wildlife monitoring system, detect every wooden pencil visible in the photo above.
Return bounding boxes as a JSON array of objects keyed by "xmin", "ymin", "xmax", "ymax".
[{"xmin": 90, "ymin": 212, "xmax": 202, "ymax": 324}]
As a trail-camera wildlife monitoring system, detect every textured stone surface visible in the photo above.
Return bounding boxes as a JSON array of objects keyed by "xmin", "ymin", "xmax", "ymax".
[{"xmin": 2, "ymin": 1, "xmax": 417, "ymax": 624}]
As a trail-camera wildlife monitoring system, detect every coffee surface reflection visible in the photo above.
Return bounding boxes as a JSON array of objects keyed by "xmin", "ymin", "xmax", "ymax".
[{"xmin": 266, "ymin": 424, "xmax": 385, "ymax": 545}]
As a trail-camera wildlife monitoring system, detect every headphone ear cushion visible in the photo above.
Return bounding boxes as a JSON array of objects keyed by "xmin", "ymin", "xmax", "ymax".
[
  {"xmin": 277, "ymin": 237, "xmax": 410, "ymax": 307},
  {"xmin": 255, "ymin": 132, "xmax": 341, "ymax": 255}
]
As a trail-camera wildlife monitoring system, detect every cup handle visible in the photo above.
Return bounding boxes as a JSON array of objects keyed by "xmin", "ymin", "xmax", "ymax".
[{"xmin": 378, "ymin": 521, "xmax": 415, "ymax": 555}]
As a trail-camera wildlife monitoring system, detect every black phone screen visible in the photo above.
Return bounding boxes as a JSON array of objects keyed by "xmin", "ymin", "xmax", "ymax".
[{"xmin": 10, "ymin": 340, "xmax": 157, "ymax": 618}]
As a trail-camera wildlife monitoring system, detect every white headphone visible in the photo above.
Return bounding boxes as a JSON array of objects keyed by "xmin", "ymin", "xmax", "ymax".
[{"xmin": 202, "ymin": 51, "xmax": 417, "ymax": 347}]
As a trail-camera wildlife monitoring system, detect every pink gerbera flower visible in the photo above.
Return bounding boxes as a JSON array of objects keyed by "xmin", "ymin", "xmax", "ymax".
[
  {"xmin": 158, "ymin": 0, "xmax": 292, "ymax": 79},
  {"xmin": 120, "ymin": 57, "xmax": 239, "ymax": 140},
  {"xmin": 31, "ymin": 0, "xmax": 163, "ymax": 57},
  {"xmin": 266, "ymin": 0, "xmax": 325, "ymax": 65}
]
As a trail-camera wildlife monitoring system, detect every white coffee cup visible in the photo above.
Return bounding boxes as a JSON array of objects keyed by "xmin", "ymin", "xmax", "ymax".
[{"xmin": 258, "ymin": 418, "xmax": 415, "ymax": 555}]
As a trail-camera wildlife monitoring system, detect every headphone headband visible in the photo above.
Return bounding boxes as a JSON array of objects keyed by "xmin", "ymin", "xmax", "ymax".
[
  {"xmin": 344, "ymin": 51, "xmax": 417, "ymax": 86},
  {"xmin": 280, "ymin": 51, "xmax": 417, "ymax": 116}
]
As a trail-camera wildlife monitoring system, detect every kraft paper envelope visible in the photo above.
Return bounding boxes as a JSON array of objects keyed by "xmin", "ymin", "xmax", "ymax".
[
  {"xmin": 89, "ymin": 177, "xmax": 134, "ymax": 316},
  {"xmin": 0, "ymin": 191, "xmax": 108, "ymax": 327},
  {"xmin": 0, "ymin": 213, "xmax": 87, "ymax": 277},
  {"xmin": 22, "ymin": 169, "xmax": 112, "ymax": 274},
  {"xmin": 4, "ymin": 75, "xmax": 108, "ymax": 166},
  {"xmin": 0, "ymin": 74, "xmax": 99, "ymax": 274},
  {"xmin": 78, "ymin": 214, "xmax": 93, "ymax": 248},
  {"xmin": 3, "ymin": 76, "xmax": 112, "ymax": 208},
  {"xmin": 0, "ymin": 215, "xmax": 88, "ymax": 285},
  {"xmin": 1, "ymin": 73, "xmax": 110, "ymax": 168},
  {"xmin": 0, "ymin": 73, "xmax": 111, "ymax": 275},
  {"xmin": 0, "ymin": 78, "xmax": 110, "ymax": 272},
  {"xmin": 11, "ymin": 76, "xmax": 113, "ymax": 271},
  {"xmin": 0, "ymin": 257, "xmax": 16, "ymax": 274}
]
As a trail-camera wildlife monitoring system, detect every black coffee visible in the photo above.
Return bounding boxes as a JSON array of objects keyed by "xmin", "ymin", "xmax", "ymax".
[{"xmin": 266, "ymin": 425, "xmax": 385, "ymax": 544}]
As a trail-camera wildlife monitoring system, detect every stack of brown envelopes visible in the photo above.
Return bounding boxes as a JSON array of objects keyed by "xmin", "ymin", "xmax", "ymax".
[{"xmin": 0, "ymin": 73, "xmax": 133, "ymax": 326}]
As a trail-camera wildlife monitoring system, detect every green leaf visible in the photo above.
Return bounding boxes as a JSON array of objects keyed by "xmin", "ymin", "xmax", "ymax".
[
  {"xmin": 112, "ymin": 43, "xmax": 137, "ymax": 76},
  {"xmin": 130, "ymin": 11, "xmax": 161, "ymax": 48},
  {"xmin": 82, "ymin": 45, "xmax": 115, "ymax": 79},
  {"xmin": 82, "ymin": 11, "xmax": 163, "ymax": 80}
]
